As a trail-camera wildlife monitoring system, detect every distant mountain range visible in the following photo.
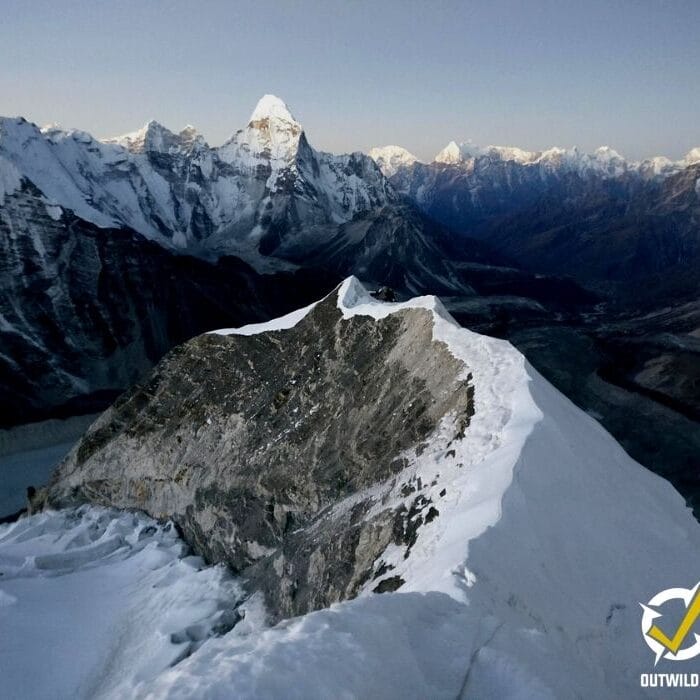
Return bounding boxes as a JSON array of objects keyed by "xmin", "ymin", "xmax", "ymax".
[
  {"xmin": 371, "ymin": 139, "xmax": 700, "ymax": 176},
  {"xmin": 371, "ymin": 138, "xmax": 700, "ymax": 303}
]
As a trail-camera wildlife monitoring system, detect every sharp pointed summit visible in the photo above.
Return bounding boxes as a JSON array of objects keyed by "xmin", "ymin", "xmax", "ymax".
[
  {"xmin": 219, "ymin": 94, "xmax": 305, "ymax": 175},
  {"xmin": 249, "ymin": 94, "xmax": 299, "ymax": 125},
  {"xmin": 434, "ymin": 140, "xmax": 462, "ymax": 164}
]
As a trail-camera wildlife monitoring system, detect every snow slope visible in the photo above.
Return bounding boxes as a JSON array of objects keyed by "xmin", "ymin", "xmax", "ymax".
[
  {"xmin": 0, "ymin": 507, "xmax": 242, "ymax": 700},
  {"xmin": 4, "ymin": 278, "xmax": 700, "ymax": 699}
]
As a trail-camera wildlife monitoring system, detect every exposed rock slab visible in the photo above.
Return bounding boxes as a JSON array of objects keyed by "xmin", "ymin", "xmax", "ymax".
[{"xmin": 49, "ymin": 283, "xmax": 474, "ymax": 620}]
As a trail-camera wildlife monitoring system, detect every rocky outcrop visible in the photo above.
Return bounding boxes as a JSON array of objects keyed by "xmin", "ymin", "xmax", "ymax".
[{"xmin": 49, "ymin": 280, "xmax": 475, "ymax": 621}]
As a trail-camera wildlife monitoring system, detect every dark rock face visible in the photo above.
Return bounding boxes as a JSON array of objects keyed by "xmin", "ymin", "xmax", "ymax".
[
  {"xmin": 49, "ymin": 288, "xmax": 474, "ymax": 621},
  {"xmin": 393, "ymin": 159, "xmax": 700, "ymax": 304},
  {"xmin": 280, "ymin": 203, "xmax": 482, "ymax": 296},
  {"xmin": 391, "ymin": 159, "xmax": 634, "ymax": 235},
  {"xmin": 0, "ymin": 181, "xmax": 338, "ymax": 427},
  {"xmin": 477, "ymin": 164, "xmax": 700, "ymax": 303}
]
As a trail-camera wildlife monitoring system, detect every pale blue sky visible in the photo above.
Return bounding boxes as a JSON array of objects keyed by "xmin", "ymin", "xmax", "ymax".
[{"xmin": 1, "ymin": 0, "xmax": 698, "ymax": 160}]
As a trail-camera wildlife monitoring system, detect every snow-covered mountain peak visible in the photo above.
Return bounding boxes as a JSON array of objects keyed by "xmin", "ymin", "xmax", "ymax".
[
  {"xmin": 0, "ymin": 115, "xmax": 39, "ymax": 142},
  {"xmin": 434, "ymin": 140, "xmax": 462, "ymax": 164},
  {"xmin": 249, "ymin": 94, "xmax": 299, "ymax": 126},
  {"xmin": 0, "ymin": 101, "xmax": 396, "ymax": 264},
  {"xmin": 593, "ymin": 144, "xmax": 621, "ymax": 163},
  {"xmin": 431, "ymin": 137, "xmax": 633, "ymax": 176},
  {"xmin": 594, "ymin": 145, "xmax": 622, "ymax": 159},
  {"xmin": 218, "ymin": 95, "xmax": 305, "ymax": 178},
  {"xmin": 103, "ymin": 120, "xmax": 200, "ymax": 155},
  {"xmin": 485, "ymin": 144, "xmax": 538, "ymax": 163},
  {"xmin": 434, "ymin": 140, "xmax": 537, "ymax": 165},
  {"xmin": 176, "ymin": 124, "xmax": 207, "ymax": 151},
  {"xmin": 632, "ymin": 147, "xmax": 700, "ymax": 177},
  {"xmin": 368, "ymin": 145, "xmax": 418, "ymax": 176},
  {"xmin": 457, "ymin": 140, "xmax": 691, "ymax": 179},
  {"xmin": 37, "ymin": 277, "xmax": 700, "ymax": 698},
  {"xmin": 104, "ymin": 120, "xmax": 160, "ymax": 149},
  {"xmin": 684, "ymin": 147, "xmax": 700, "ymax": 165},
  {"xmin": 636, "ymin": 155, "xmax": 677, "ymax": 177}
]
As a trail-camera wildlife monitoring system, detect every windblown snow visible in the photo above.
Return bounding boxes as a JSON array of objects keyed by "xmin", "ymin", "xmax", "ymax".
[
  {"xmin": 2, "ymin": 278, "xmax": 699, "ymax": 699},
  {"xmin": 0, "ymin": 507, "xmax": 243, "ymax": 700}
]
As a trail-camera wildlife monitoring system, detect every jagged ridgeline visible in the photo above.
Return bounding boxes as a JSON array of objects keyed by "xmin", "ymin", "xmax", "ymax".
[{"xmin": 48, "ymin": 279, "xmax": 475, "ymax": 620}]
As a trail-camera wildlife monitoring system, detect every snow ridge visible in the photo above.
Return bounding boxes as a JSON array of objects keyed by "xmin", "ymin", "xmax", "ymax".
[
  {"xmin": 104, "ymin": 121, "xmax": 205, "ymax": 155},
  {"xmin": 185, "ymin": 277, "xmax": 700, "ymax": 699},
  {"xmin": 428, "ymin": 137, "xmax": 699, "ymax": 178},
  {"xmin": 335, "ymin": 277, "xmax": 537, "ymax": 595}
]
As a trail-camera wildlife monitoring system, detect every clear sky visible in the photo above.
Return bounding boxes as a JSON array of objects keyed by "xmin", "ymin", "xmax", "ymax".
[{"xmin": 1, "ymin": 0, "xmax": 698, "ymax": 161}]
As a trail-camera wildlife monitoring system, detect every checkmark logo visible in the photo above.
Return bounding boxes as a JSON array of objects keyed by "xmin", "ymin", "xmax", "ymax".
[
  {"xmin": 648, "ymin": 586, "xmax": 700, "ymax": 654},
  {"xmin": 641, "ymin": 582, "xmax": 700, "ymax": 665}
]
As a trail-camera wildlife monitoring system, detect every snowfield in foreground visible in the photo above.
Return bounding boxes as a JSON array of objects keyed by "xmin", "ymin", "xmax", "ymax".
[
  {"xmin": 0, "ymin": 507, "xmax": 245, "ymax": 700},
  {"xmin": 2, "ymin": 278, "xmax": 700, "ymax": 699}
]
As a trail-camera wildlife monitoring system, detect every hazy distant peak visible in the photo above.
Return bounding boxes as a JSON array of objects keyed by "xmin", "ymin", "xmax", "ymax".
[
  {"xmin": 368, "ymin": 145, "xmax": 418, "ymax": 176},
  {"xmin": 434, "ymin": 140, "xmax": 462, "ymax": 164},
  {"xmin": 103, "ymin": 120, "xmax": 204, "ymax": 154},
  {"xmin": 683, "ymin": 147, "xmax": 700, "ymax": 165}
]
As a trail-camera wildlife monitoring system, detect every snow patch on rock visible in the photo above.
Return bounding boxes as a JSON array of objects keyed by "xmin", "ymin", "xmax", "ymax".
[{"xmin": 211, "ymin": 298, "xmax": 319, "ymax": 336}]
